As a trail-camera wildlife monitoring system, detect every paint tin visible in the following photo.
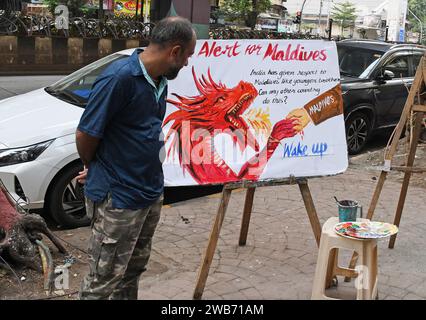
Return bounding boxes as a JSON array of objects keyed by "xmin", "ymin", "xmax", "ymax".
[{"xmin": 337, "ymin": 200, "xmax": 363, "ymax": 222}]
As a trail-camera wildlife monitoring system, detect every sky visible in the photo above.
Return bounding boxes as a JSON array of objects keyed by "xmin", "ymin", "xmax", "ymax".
[{"xmin": 284, "ymin": 0, "xmax": 392, "ymax": 15}]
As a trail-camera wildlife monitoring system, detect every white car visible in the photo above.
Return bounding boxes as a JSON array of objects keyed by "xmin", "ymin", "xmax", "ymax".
[{"xmin": 0, "ymin": 49, "xmax": 135, "ymax": 228}]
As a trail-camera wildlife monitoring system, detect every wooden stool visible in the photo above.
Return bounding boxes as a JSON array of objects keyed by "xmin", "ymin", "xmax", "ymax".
[{"xmin": 311, "ymin": 217, "xmax": 378, "ymax": 300}]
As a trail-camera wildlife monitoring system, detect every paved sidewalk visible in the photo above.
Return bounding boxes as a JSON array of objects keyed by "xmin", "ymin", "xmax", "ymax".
[{"xmin": 134, "ymin": 168, "xmax": 426, "ymax": 300}]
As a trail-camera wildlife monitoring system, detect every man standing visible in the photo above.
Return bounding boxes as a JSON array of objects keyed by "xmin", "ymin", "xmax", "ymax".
[{"xmin": 75, "ymin": 16, "xmax": 196, "ymax": 300}]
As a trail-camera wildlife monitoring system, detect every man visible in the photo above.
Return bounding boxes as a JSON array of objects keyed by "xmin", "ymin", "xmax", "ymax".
[{"xmin": 75, "ymin": 16, "xmax": 196, "ymax": 300}]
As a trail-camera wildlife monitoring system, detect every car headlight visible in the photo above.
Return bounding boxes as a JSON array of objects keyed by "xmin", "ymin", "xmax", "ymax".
[{"xmin": 0, "ymin": 140, "xmax": 54, "ymax": 167}]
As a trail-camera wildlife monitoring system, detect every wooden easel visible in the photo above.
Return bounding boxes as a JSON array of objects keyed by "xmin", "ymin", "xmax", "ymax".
[
  {"xmin": 344, "ymin": 54, "xmax": 426, "ymax": 282},
  {"xmin": 192, "ymin": 177, "xmax": 322, "ymax": 300},
  {"xmin": 366, "ymin": 53, "xmax": 426, "ymax": 249}
]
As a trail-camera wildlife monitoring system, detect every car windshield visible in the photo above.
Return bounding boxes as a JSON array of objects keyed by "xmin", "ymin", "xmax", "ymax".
[
  {"xmin": 45, "ymin": 53, "xmax": 129, "ymax": 107},
  {"xmin": 337, "ymin": 46, "xmax": 383, "ymax": 78}
]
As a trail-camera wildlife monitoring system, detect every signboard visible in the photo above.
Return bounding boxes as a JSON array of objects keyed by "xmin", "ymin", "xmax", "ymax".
[
  {"xmin": 256, "ymin": 18, "xmax": 278, "ymax": 30},
  {"xmin": 399, "ymin": 28, "xmax": 405, "ymax": 42},
  {"xmin": 163, "ymin": 40, "xmax": 348, "ymax": 186},
  {"xmin": 114, "ymin": 0, "xmax": 142, "ymax": 16},
  {"xmin": 277, "ymin": 19, "xmax": 291, "ymax": 33}
]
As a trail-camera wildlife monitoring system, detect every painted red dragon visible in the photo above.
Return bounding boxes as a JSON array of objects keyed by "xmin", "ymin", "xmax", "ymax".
[{"xmin": 163, "ymin": 67, "xmax": 299, "ymax": 184}]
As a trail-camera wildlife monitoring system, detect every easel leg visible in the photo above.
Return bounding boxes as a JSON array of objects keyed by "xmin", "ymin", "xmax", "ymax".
[
  {"xmin": 298, "ymin": 180, "xmax": 321, "ymax": 247},
  {"xmin": 389, "ymin": 112, "xmax": 424, "ymax": 248},
  {"xmin": 239, "ymin": 187, "xmax": 256, "ymax": 246},
  {"xmin": 367, "ymin": 171, "xmax": 389, "ymax": 220},
  {"xmin": 345, "ymin": 170, "xmax": 388, "ymax": 282},
  {"xmin": 193, "ymin": 187, "xmax": 232, "ymax": 300}
]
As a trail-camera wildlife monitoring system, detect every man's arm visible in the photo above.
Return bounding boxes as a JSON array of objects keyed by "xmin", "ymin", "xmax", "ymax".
[
  {"xmin": 76, "ymin": 129, "xmax": 100, "ymax": 167},
  {"xmin": 75, "ymin": 73, "xmax": 128, "ymax": 183}
]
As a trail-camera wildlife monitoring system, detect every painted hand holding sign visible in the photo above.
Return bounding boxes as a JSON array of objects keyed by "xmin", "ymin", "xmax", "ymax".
[{"xmin": 162, "ymin": 40, "xmax": 348, "ymax": 186}]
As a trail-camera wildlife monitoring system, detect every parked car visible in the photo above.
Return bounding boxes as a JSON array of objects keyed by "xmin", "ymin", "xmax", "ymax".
[{"xmin": 337, "ymin": 40, "xmax": 426, "ymax": 154}]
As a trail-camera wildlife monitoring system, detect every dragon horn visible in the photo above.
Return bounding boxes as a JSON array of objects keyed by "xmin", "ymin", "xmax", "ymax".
[
  {"xmin": 192, "ymin": 66, "xmax": 206, "ymax": 95},
  {"xmin": 207, "ymin": 68, "xmax": 220, "ymax": 90},
  {"xmin": 200, "ymin": 75, "xmax": 209, "ymax": 88}
]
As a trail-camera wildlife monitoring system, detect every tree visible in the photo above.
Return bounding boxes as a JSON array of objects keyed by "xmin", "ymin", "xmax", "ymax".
[
  {"xmin": 331, "ymin": 1, "xmax": 357, "ymax": 36},
  {"xmin": 215, "ymin": 0, "xmax": 272, "ymax": 29},
  {"xmin": 407, "ymin": 0, "xmax": 425, "ymax": 44},
  {"xmin": 43, "ymin": 0, "xmax": 59, "ymax": 16},
  {"xmin": 98, "ymin": 0, "xmax": 104, "ymax": 20},
  {"xmin": 66, "ymin": 0, "xmax": 86, "ymax": 17}
]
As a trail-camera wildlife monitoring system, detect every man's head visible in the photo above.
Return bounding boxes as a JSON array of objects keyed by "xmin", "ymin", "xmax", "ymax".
[{"xmin": 150, "ymin": 16, "xmax": 197, "ymax": 80}]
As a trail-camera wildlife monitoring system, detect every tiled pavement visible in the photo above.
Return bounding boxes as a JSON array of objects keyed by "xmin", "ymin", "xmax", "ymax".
[{"xmin": 135, "ymin": 168, "xmax": 426, "ymax": 300}]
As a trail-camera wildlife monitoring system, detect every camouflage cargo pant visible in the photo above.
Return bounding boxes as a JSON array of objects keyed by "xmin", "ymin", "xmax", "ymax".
[{"xmin": 79, "ymin": 193, "xmax": 163, "ymax": 300}]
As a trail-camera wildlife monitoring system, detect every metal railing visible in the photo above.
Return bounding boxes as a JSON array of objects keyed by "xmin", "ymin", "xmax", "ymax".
[
  {"xmin": 0, "ymin": 12, "xmax": 330, "ymax": 41},
  {"xmin": 0, "ymin": 13, "xmax": 154, "ymax": 39}
]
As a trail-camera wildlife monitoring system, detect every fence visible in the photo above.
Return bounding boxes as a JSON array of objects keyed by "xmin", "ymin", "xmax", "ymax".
[{"xmin": 0, "ymin": 13, "xmax": 154, "ymax": 39}]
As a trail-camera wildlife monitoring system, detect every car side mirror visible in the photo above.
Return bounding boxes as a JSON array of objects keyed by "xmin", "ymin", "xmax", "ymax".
[
  {"xmin": 383, "ymin": 70, "xmax": 395, "ymax": 80},
  {"xmin": 376, "ymin": 69, "xmax": 394, "ymax": 83}
]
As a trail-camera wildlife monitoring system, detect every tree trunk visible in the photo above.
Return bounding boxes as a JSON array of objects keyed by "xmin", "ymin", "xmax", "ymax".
[
  {"xmin": 0, "ymin": 187, "xmax": 67, "ymax": 271},
  {"xmin": 98, "ymin": 0, "xmax": 104, "ymax": 20},
  {"xmin": 246, "ymin": 11, "xmax": 258, "ymax": 30}
]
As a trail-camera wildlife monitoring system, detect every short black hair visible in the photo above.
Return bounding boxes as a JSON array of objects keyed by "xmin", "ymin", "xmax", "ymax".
[{"xmin": 150, "ymin": 16, "xmax": 195, "ymax": 49}]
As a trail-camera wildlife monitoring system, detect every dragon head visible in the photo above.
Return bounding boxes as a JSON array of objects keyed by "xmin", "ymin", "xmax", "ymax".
[{"xmin": 164, "ymin": 67, "xmax": 259, "ymax": 154}]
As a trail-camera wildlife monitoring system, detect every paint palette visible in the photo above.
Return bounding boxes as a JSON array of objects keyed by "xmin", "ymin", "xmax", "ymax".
[{"xmin": 334, "ymin": 221, "xmax": 398, "ymax": 240}]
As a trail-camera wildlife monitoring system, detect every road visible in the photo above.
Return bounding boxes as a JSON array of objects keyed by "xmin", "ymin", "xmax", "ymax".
[{"xmin": 0, "ymin": 75, "xmax": 64, "ymax": 100}]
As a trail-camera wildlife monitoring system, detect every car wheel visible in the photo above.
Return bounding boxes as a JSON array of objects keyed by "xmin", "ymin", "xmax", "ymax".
[
  {"xmin": 346, "ymin": 112, "xmax": 371, "ymax": 155},
  {"xmin": 47, "ymin": 162, "xmax": 90, "ymax": 228}
]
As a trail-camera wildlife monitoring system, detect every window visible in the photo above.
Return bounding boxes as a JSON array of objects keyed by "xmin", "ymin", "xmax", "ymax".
[
  {"xmin": 412, "ymin": 53, "xmax": 424, "ymax": 77},
  {"xmin": 337, "ymin": 46, "xmax": 383, "ymax": 77},
  {"xmin": 384, "ymin": 56, "xmax": 409, "ymax": 78},
  {"xmin": 46, "ymin": 53, "xmax": 128, "ymax": 107}
]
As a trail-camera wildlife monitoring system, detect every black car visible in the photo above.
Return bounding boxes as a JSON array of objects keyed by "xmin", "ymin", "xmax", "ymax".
[{"xmin": 337, "ymin": 40, "xmax": 425, "ymax": 154}]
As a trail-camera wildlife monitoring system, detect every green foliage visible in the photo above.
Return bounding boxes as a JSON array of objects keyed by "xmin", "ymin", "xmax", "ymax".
[
  {"xmin": 407, "ymin": 0, "xmax": 425, "ymax": 44},
  {"xmin": 43, "ymin": 0, "xmax": 59, "ymax": 15},
  {"xmin": 81, "ymin": 6, "xmax": 98, "ymax": 19},
  {"xmin": 331, "ymin": 1, "xmax": 357, "ymax": 29},
  {"xmin": 215, "ymin": 0, "xmax": 272, "ymax": 29},
  {"xmin": 66, "ymin": 0, "xmax": 87, "ymax": 17}
]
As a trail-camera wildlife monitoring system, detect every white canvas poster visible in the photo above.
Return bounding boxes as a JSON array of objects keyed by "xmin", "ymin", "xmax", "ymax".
[{"xmin": 163, "ymin": 39, "xmax": 348, "ymax": 186}]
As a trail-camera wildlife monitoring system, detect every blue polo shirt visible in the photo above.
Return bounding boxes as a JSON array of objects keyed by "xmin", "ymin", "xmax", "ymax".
[{"xmin": 77, "ymin": 48, "xmax": 167, "ymax": 209}]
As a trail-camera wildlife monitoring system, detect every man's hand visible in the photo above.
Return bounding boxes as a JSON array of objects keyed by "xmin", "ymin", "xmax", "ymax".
[
  {"xmin": 286, "ymin": 108, "xmax": 311, "ymax": 133},
  {"xmin": 76, "ymin": 166, "xmax": 88, "ymax": 185},
  {"xmin": 75, "ymin": 129, "xmax": 100, "ymax": 168}
]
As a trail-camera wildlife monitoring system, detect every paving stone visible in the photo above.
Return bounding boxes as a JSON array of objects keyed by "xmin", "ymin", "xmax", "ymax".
[{"xmin": 132, "ymin": 168, "xmax": 426, "ymax": 300}]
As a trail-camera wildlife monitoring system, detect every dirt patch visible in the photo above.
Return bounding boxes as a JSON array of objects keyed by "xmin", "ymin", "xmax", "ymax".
[
  {"xmin": 0, "ymin": 226, "xmax": 172, "ymax": 300},
  {"xmin": 350, "ymin": 136, "xmax": 426, "ymax": 189}
]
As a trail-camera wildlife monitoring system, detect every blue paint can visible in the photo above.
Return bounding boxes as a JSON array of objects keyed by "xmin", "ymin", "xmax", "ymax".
[{"xmin": 337, "ymin": 200, "xmax": 363, "ymax": 222}]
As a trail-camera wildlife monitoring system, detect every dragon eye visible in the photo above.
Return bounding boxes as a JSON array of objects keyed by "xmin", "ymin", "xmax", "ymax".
[{"xmin": 216, "ymin": 97, "xmax": 225, "ymax": 104}]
